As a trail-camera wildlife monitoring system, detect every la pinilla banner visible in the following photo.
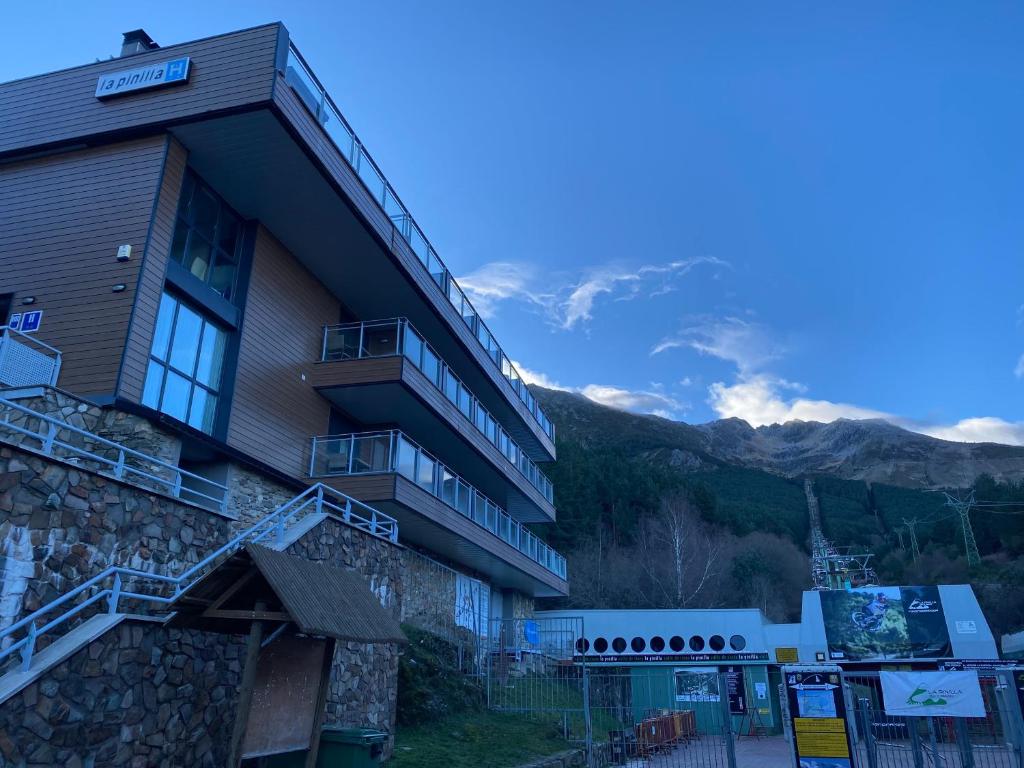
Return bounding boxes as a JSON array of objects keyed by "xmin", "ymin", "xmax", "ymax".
[{"xmin": 880, "ymin": 671, "xmax": 985, "ymax": 718}]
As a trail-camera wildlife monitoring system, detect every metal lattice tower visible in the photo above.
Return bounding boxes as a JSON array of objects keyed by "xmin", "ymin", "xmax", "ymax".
[
  {"xmin": 943, "ymin": 491, "xmax": 981, "ymax": 567},
  {"xmin": 901, "ymin": 517, "xmax": 921, "ymax": 563}
]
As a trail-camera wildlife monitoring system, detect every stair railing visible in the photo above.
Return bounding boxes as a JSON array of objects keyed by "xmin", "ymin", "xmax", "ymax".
[{"xmin": 0, "ymin": 482, "xmax": 398, "ymax": 674}]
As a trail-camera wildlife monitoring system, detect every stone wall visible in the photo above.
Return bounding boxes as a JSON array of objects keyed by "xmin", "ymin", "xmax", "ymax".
[
  {"xmin": 224, "ymin": 462, "xmax": 297, "ymax": 528},
  {"xmin": 401, "ymin": 548, "xmax": 457, "ymax": 636},
  {"xmin": 0, "ymin": 620, "xmax": 245, "ymax": 768},
  {"xmin": 510, "ymin": 590, "xmax": 536, "ymax": 620},
  {"xmin": 0, "ymin": 443, "xmax": 233, "ymax": 645}
]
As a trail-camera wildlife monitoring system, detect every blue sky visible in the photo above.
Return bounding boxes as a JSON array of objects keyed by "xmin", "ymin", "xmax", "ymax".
[{"xmin": 6, "ymin": 2, "xmax": 1024, "ymax": 442}]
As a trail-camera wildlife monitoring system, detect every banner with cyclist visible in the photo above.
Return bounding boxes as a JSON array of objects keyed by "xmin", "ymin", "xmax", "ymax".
[{"xmin": 821, "ymin": 586, "xmax": 952, "ymax": 661}]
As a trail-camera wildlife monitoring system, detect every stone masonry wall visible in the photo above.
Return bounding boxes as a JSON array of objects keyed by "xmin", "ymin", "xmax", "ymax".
[
  {"xmin": 401, "ymin": 548, "xmax": 457, "ymax": 637},
  {"xmin": 0, "ymin": 620, "xmax": 245, "ymax": 768},
  {"xmin": 0, "ymin": 444, "xmax": 233, "ymax": 647}
]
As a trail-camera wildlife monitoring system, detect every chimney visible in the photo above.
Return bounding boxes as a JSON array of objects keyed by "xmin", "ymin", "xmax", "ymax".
[{"xmin": 120, "ymin": 29, "xmax": 159, "ymax": 57}]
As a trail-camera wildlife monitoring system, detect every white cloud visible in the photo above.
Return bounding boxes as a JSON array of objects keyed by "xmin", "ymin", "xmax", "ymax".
[
  {"xmin": 514, "ymin": 361, "xmax": 684, "ymax": 418},
  {"xmin": 707, "ymin": 375, "xmax": 887, "ymax": 426},
  {"xmin": 1015, "ymin": 354, "xmax": 1024, "ymax": 379},
  {"xmin": 918, "ymin": 418, "xmax": 1024, "ymax": 446},
  {"xmin": 652, "ymin": 316, "xmax": 783, "ymax": 373},
  {"xmin": 706, "ymin": 374, "xmax": 1024, "ymax": 446},
  {"xmin": 578, "ymin": 384, "xmax": 684, "ymax": 419},
  {"xmin": 458, "ymin": 256, "xmax": 727, "ymax": 329}
]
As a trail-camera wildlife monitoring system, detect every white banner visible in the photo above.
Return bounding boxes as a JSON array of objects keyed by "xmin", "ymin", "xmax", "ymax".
[{"xmin": 880, "ymin": 671, "xmax": 985, "ymax": 718}]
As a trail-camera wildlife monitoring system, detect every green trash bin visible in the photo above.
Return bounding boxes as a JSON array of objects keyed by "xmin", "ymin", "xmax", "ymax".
[{"xmin": 316, "ymin": 727, "xmax": 388, "ymax": 767}]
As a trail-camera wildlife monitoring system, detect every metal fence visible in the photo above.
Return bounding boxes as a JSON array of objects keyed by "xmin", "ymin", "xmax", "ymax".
[
  {"xmin": 0, "ymin": 326, "xmax": 61, "ymax": 388},
  {"xmin": 843, "ymin": 670, "xmax": 1024, "ymax": 768}
]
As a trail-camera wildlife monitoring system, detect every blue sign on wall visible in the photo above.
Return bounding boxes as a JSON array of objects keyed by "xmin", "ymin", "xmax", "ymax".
[
  {"xmin": 14, "ymin": 310, "xmax": 43, "ymax": 333},
  {"xmin": 95, "ymin": 57, "xmax": 191, "ymax": 99},
  {"xmin": 524, "ymin": 621, "xmax": 540, "ymax": 645}
]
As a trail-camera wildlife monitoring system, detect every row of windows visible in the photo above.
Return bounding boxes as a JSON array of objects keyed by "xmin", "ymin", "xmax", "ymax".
[{"xmin": 575, "ymin": 634, "xmax": 747, "ymax": 655}]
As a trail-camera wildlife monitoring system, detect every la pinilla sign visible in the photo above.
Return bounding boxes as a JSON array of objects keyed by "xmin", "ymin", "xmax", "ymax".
[
  {"xmin": 95, "ymin": 57, "xmax": 191, "ymax": 99},
  {"xmin": 880, "ymin": 671, "xmax": 985, "ymax": 717}
]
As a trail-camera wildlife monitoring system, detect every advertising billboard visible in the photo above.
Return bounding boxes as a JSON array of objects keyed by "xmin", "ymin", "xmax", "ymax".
[{"xmin": 821, "ymin": 586, "xmax": 951, "ymax": 661}]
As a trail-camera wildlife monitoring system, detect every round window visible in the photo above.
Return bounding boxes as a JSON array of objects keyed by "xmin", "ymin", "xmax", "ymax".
[
  {"xmin": 709, "ymin": 635, "xmax": 726, "ymax": 652},
  {"xmin": 593, "ymin": 637, "xmax": 608, "ymax": 654},
  {"xmin": 689, "ymin": 635, "xmax": 705, "ymax": 652},
  {"xmin": 669, "ymin": 636, "xmax": 685, "ymax": 652},
  {"xmin": 612, "ymin": 637, "xmax": 627, "ymax": 653},
  {"xmin": 650, "ymin": 636, "xmax": 666, "ymax": 652},
  {"xmin": 729, "ymin": 634, "xmax": 746, "ymax": 651},
  {"xmin": 575, "ymin": 638, "xmax": 590, "ymax": 654},
  {"xmin": 631, "ymin": 637, "xmax": 646, "ymax": 653}
]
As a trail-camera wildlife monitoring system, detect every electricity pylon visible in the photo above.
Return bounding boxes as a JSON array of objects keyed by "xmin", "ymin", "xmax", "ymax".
[
  {"xmin": 943, "ymin": 491, "xmax": 981, "ymax": 567},
  {"xmin": 901, "ymin": 518, "xmax": 921, "ymax": 563}
]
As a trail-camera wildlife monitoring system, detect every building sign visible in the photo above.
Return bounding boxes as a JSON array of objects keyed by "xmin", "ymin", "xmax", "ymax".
[
  {"xmin": 820, "ymin": 586, "xmax": 951, "ymax": 661},
  {"xmin": 95, "ymin": 57, "xmax": 191, "ymax": 99},
  {"xmin": 785, "ymin": 668, "xmax": 853, "ymax": 768},
  {"xmin": 7, "ymin": 311, "xmax": 42, "ymax": 333},
  {"xmin": 775, "ymin": 647, "xmax": 799, "ymax": 663},
  {"xmin": 574, "ymin": 652, "xmax": 768, "ymax": 664},
  {"xmin": 880, "ymin": 671, "xmax": 985, "ymax": 718},
  {"xmin": 723, "ymin": 666, "xmax": 747, "ymax": 714}
]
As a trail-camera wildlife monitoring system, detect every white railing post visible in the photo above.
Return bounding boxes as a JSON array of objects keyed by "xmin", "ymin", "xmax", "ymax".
[
  {"xmin": 321, "ymin": 326, "xmax": 329, "ymax": 361},
  {"xmin": 172, "ymin": 471, "xmax": 182, "ymax": 499},
  {"xmin": 315, "ymin": 485, "xmax": 324, "ymax": 516},
  {"xmin": 50, "ymin": 352, "xmax": 62, "ymax": 386},
  {"xmin": 370, "ymin": 510, "xmax": 378, "ymax": 535},
  {"xmin": 108, "ymin": 573, "xmax": 122, "ymax": 614},
  {"xmin": 114, "ymin": 449, "xmax": 125, "ymax": 480},
  {"xmin": 347, "ymin": 435, "xmax": 355, "ymax": 474},
  {"xmin": 309, "ymin": 437, "xmax": 318, "ymax": 477},
  {"xmin": 343, "ymin": 499, "xmax": 352, "ymax": 523},
  {"xmin": 41, "ymin": 422, "xmax": 57, "ymax": 454},
  {"xmin": 357, "ymin": 322, "xmax": 365, "ymax": 359}
]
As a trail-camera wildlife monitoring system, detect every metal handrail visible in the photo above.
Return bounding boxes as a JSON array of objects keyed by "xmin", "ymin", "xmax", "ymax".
[
  {"xmin": 0, "ymin": 326, "xmax": 62, "ymax": 387},
  {"xmin": 309, "ymin": 430, "xmax": 566, "ymax": 579},
  {"xmin": 321, "ymin": 317, "xmax": 554, "ymax": 503},
  {"xmin": 0, "ymin": 482, "xmax": 398, "ymax": 673},
  {"xmin": 0, "ymin": 397, "xmax": 228, "ymax": 513},
  {"xmin": 283, "ymin": 43, "xmax": 555, "ymax": 443}
]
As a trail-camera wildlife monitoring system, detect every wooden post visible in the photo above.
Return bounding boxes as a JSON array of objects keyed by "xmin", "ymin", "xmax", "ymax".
[
  {"xmin": 226, "ymin": 601, "xmax": 266, "ymax": 768},
  {"xmin": 304, "ymin": 638, "xmax": 337, "ymax": 768}
]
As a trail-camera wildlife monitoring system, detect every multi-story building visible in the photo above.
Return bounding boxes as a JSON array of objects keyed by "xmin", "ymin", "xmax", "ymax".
[{"xmin": 0, "ymin": 22, "xmax": 567, "ymax": 763}]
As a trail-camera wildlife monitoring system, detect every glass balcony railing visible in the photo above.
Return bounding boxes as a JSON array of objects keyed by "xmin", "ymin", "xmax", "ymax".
[
  {"xmin": 309, "ymin": 430, "xmax": 567, "ymax": 580},
  {"xmin": 321, "ymin": 318, "xmax": 554, "ymax": 505},
  {"xmin": 284, "ymin": 44, "xmax": 555, "ymax": 444}
]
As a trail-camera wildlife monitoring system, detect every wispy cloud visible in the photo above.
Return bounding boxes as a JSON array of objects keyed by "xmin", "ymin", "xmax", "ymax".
[
  {"xmin": 652, "ymin": 316, "xmax": 784, "ymax": 373},
  {"xmin": 918, "ymin": 418, "xmax": 1024, "ymax": 446},
  {"xmin": 458, "ymin": 256, "xmax": 727, "ymax": 330},
  {"xmin": 1015, "ymin": 353, "xmax": 1024, "ymax": 379},
  {"xmin": 515, "ymin": 361, "xmax": 685, "ymax": 419}
]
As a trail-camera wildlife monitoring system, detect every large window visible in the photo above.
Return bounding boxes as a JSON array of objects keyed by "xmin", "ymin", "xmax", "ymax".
[
  {"xmin": 142, "ymin": 292, "xmax": 227, "ymax": 434},
  {"xmin": 169, "ymin": 171, "xmax": 243, "ymax": 301}
]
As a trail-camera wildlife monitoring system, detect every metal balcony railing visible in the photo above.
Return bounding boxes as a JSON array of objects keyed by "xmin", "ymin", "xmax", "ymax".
[
  {"xmin": 283, "ymin": 44, "xmax": 555, "ymax": 444},
  {"xmin": 309, "ymin": 430, "xmax": 567, "ymax": 580},
  {"xmin": 321, "ymin": 318, "xmax": 554, "ymax": 504},
  {"xmin": 0, "ymin": 326, "xmax": 61, "ymax": 388}
]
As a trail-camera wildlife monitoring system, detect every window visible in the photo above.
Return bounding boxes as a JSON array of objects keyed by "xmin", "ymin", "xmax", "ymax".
[
  {"xmin": 142, "ymin": 292, "xmax": 227, "ymax": 434},
  {"xmin": 0, "ymin": 294, "xmax": 11, "ymax": 325},
  {"xmin": 630, "ymin": 637, "xmax": 646, "ymax": 653},
  {"xmin": 688, "ymin": 635, "xmax": 705, "ymax": 652},
  {"xmin": 575, "ymin": 638, "xmax": 590, "ymax": 654},
  {"xmin": 729, "ymin": 635, "xmax": 746, "ymax": 651},
  {"xmin": 593, "ymin": 637, "xmax": 608, "ymax": 654},
  {"xmin": 170, "ymin": 171, "xmax": 243, "ymax": 301},
  {"xmin": 709, "ymin": 635, "xmax": 726, "ymax": 652},
  {"xmin": 669, "ymin": 635, "xmax": 685, "ymax": 652},
  {"xmin": 612, "ymin": 637, "xmax": 627, "ymax": 653},
  {"xmin": 650, "ymin": 636, "xmax": 665, "ymax": 653}
]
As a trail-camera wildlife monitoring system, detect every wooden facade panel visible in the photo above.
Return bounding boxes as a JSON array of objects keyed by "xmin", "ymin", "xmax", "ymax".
[
  {"xmin": 308, "ymin": 357, "xmax": 403, "ymax": 388},
  {"xmin": 271, "ymin": 79, "xmax": 557, "ymax": 460},
  {"xmin": 226, "ymin": 226, "xmax": 340, "ymax": 478},
  {"xmin": 0, "ymin": 137, "xmax": 170, "ymax": 397},
  {"xmin": 0, "ymin": 25, "xmax": 279, "ymax": 156},
  {"xmin": 118, "ymin": 138, "xmax": 188, "ymax": 402}
]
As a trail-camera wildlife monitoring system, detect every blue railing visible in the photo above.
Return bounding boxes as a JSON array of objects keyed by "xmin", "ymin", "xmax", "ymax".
[
  {"xmin": 0, "ymin": 483, "xmax": 398, "ymax": 674},
  {"xmin": 309, "ymin": 431, "xmax": 567, "ymax": 580},
  {"xmin": 321, "ymin": 318, "xmax": 554, "ymax": 504},
  {"xmin": 283, "ymin": 44, "xmax": 555, "ymax": 444},
  {"xmin": 0, "ymin": 326, "xmax": 62, "ymax": 389}
]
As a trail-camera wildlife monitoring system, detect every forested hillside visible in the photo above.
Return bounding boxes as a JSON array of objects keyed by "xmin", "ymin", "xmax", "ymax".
[{"xmin": 533, "ymin": 387, "xmax": 1024, "ymax": 636}]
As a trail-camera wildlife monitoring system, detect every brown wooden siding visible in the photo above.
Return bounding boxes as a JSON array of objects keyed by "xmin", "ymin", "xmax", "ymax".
[
  {"xmin": 0, "ymin": 25, "xmax": 279, "ymax": 157},
  {"xmin": 309, "ymin": 357, "xmax": 403, "ymax": 388},
  {"xmin": 271, "ymin": 78, "xmax": 557, "ymax": 461},
  {"xmin": 118, "ymin": 138, "xmax": 188, "ymax": 402},
  {"xmin": 226, "ymin": 226, "xmax": 339, "ymax": 478},
  {"xmin": 0, "ymin": 136, "xmax": 171, "ymax": 397}
]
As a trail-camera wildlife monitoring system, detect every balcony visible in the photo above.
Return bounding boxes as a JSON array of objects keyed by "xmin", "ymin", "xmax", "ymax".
[
  {"xmin": 308, "ymin": 430, "xmax": 566, "ymax": 594},
  {"xmin": 316, "ymin": 319, "xmax": 553, "ymax": 513},
  {"xmin": 0, "ymin": 326, "xmax": 62, "ymax": 389},
  {"xmin": 281, "ymin": 46, "xmax": 555, "ymax": 445}
]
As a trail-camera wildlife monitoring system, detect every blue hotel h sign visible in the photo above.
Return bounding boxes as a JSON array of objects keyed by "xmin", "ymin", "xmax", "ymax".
[{"xmin": 95, "ymin": 57, "xmax": 191, "ymax": 99}]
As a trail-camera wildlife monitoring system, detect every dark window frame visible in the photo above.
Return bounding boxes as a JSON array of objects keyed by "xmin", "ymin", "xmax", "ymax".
[{"xmin": 170, "ymin": 170, "xmax": 244, "ymax": 302}]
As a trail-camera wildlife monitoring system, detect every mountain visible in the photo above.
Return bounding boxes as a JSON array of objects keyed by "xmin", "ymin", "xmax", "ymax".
[{"xmin": 534, "ymin": 386, "xmax": 1024, "ymax": 489}]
